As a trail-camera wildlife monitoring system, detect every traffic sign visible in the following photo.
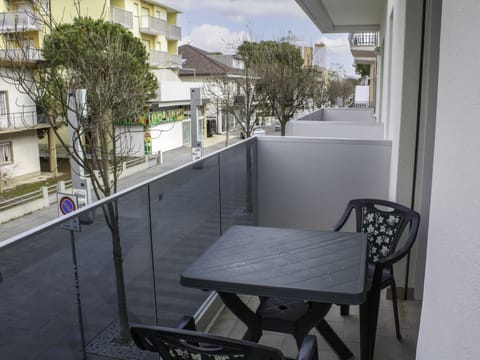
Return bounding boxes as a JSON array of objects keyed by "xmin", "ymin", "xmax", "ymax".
[
  {"xmin": 59, "ymin": 196, "xmax": 76, "ymax": 214},
  {"xmin": 57, "ymin": 193, "xmax": 81, "ymax": 232}
]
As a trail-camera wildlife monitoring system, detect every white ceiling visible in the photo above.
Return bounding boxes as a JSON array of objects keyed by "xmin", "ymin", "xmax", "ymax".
[{"xmin": 295, "ymin": 0, "xmax": 384, "ymax": 33}]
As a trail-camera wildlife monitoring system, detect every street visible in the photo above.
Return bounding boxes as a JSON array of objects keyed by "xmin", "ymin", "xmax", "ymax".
[{"xmin": 0, "ymin": 132, "xmax": 244, "ymax": 242}]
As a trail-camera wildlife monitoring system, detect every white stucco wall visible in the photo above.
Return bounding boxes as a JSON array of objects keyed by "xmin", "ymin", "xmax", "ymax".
[
  {"xmin": 116, "ymin": 126, "xmax": 146, "ymax": 156},
  {"xmin": 286, "ymin": 120, "xmax": 384, "ymax": 139},
  {"xmin": 257, "ymin": 137, "xmax": 391, "ymax": 230},
  {"xmin": 324, "ymin": 108, "xmax": 375, "ymax": 122},
  {"xmin": 151, "ymin": 120, "xmax": 186, "ymax": 153},
  {"xmin": 0, "ymin": 71, "xmax": 40, "ymax": 179},
  {"xmin": 116, "ymin": 120, "xmax": 189, "ymax": 156},
  {"xmin": 1, "ymin": 130, "xmax": 40, "ymax": 178},
  {"xmin": 0, "ymin": 72, "xmax": 37, "ymax": 120},
  {"xmin": 381, "ymin": 0, "xmax": 407, "ymax": 201},
  {"xmin": 156, "ymin": 80, "xmax": 200, "ymax": 102},
  {"xmin": 416, "ymin": 0, "xmax": 480, "ymax": 358}
]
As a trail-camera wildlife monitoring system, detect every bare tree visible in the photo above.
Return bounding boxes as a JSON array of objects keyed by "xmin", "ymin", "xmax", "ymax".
[
  {"xmin": 245, "ymin": 40, "xmax": 316, "ymax": 136},
  {"xmin": 0, "ymin": 5, "xmax": 157, "ymax": 343},
  {"xmin": 325, "ymin": 71, "xmax": 357, "ymax": 107},
  {"xmin": 204, "ymin": 75, "xmax": 245, "ymax": 145}
]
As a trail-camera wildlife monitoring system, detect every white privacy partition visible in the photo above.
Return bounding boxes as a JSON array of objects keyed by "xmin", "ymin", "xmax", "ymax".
[
  {"xmin": 257, "ymin": 136, "xmax": 391, "ymax": 230},
  {"xmin": 286, "ymin": 120, "xmax": 384, "ymax": 139}
]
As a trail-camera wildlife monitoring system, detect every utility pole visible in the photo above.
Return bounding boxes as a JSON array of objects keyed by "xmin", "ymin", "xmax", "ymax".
[{"xmin": 190, "ymin": 88, "xmax": 203, "ymax": 160}]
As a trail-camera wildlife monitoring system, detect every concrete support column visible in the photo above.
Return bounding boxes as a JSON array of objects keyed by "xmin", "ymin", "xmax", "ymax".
[
  {"xmin": 370, "ymin": 62, "xmax": 377, "ymax": 110},
  {"xmin": 48, "ymin": 127, "xmax": 58, "ymax": 176}
]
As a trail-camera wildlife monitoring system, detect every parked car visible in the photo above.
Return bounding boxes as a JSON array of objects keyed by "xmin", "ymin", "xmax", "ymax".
[{"xmin": 252, "ymin": 125, "xmax": 267, "ymax": 136}]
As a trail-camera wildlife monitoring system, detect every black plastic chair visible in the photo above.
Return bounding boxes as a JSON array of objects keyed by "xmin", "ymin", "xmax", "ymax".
[
  {"xmin": 254, "ymin": 199, "xmax": 420, "ymax": 360},
  {"xmin": 333, "ymin": 198, "xmax": 420, "ymax": 340},
  {"xmin": 131, "ymin": 316, "xmax": 318, "ymax": 360}
]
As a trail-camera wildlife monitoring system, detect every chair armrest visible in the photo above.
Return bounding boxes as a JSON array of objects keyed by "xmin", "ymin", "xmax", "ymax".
[
  {"xmin": 378, "ymin": 249, "xmax": 407, "ymax": 267},
  {"xmin": 379, "ymin": 213, "xmax": 420, "ymax": 267},
  {"xmin": 296, "ymin": 335, "xmax": 318, "ymax": 360},
  {"xmin": 176, "ymin": 315, "xmax": 196, "ymax": 331},
  {"xmin": 332, "ymin": 203, "xmax": 355, "ymax": 231}
]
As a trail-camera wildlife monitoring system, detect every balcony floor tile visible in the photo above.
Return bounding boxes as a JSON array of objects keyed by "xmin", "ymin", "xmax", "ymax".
[{"xmin": 207, "ymin": 291, "xmax": 421, "ymax": 359}]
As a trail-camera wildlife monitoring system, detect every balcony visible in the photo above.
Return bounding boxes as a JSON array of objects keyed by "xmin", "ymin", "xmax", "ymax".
[
  {"xmin": 0, "ymin": 137, "xmax": 420, "ymax": 359},
  {"xmin": 0, "ymin": 47, "xmax": 42, "ymax": 64},
  {"xmin": 148, "ymin": 49, "xmax": 168, "ymax": 67},
  {"xmin": 167, "ymin": 24, "xmax": 182, "ymax": 41},
  {"xmin": 168, "ymin": 53, "xmax": 182, "ymax": 67},
  {"xmin": 111, "ymin": 7, "xmax": 133, "ymax": 30},
  {"xmin": 349, "ymin": 32, "xmax": 379, "ymax": 63},
  {"xmin": 0, "ymin": 111, "xmax": 37, "ymax": 130},
  {"xmin": 148, "ymin": 51, "xmax": 182, "ymax": 68},
  {"xmin": 0, "ymin": 11, "xmax": 39, "ymax": 33},
  {"xmin": 287, "ymin": 108, "xmax": 382, "ymax": 139},
  {"xmin": 139, "ymin": 15, "xmax": 167, "ymax": 36}
]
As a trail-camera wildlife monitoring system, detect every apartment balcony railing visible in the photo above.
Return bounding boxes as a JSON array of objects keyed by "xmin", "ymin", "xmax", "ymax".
[
  {"xmin": 0, "ymin": 11, "xmax": 39, "ymax": 33},
  {"xmin": 349, "ymin": 32, "xmax": 379, "ymax": 47},
  {"xmin": 0, "ymin": 136, "xmax": 393, "ymax": 358},
  {"xmin": 111, "ymin": 6, "xmax": 133, "ymax": 30},
  {"xmin": 148, "ymin": 50, "xmax": 182, "ymax": 68},
  {"xmin": 0, "ymin": 110, "xmax": 37, "ymax": 129},
  {"xmin": 348, "ymin": 32, "xmax": 379, "ymax": 62},
  {"xmin": 167, "ymin": 24, "xmax": 182, "ymax": 41},
  {"xmin": 139, "ymin": 15, "xmax": 168, "ymax": 36},
  {"xmin": 169, "ymin": 53, "xmax": 182, "ymax": 67},
  {"xmin": 148, "ymin": 49, "xmax": 168, "ymax": 67},
  {"xmin": 0, "ymin": 47, "xmax": 42, "ymax": 63}
]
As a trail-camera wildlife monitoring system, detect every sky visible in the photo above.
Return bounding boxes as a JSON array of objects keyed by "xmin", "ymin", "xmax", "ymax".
[{"xmin": 162, "ymin": 0, "xmax": 356, "ymax": 77}]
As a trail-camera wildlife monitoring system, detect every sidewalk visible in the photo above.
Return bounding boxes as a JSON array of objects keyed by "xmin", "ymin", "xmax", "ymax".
[{"xmin": 0, "ymin": 133, "xmax": 241, "ymax": 242}]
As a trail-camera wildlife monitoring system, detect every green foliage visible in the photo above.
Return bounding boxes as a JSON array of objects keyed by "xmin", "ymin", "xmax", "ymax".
[
  {"xmin": 325, "ymin": 73, "xmax": 356, "ymax": 106},
  {"xmin": 41, "ymin": 17, "xmax": 157, "ymax": 125},
  {"xmin": 0, "ymin": 174, "xmax": 70, "ymax": 200},
  {"xmin": 355, "ymin": 63, "xmax": 370, "ymax": 78},
  {"xmin": 238, "ymin": 40, "xmax": 313, "ymax": 135}
]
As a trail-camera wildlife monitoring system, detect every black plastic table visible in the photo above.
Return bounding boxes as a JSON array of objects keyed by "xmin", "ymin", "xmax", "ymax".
[{"xmin": 181, "ymin": 225, "xmax": 373, "ymax": 359}]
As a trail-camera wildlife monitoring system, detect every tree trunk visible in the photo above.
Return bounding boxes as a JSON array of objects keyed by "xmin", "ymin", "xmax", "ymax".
[
  {"xmin": 105, "ymin": 201, "xmax": 131, "ymax": 343},
  {"xmin": 225, "ymin": 110, "xmax": 229, "ymax": 147}
]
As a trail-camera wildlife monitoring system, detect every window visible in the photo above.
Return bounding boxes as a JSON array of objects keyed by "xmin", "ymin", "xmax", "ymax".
[
  {"xmin": 0, "ymin": 91, "xmax": 8, "ymax": 127},
  {"xmin": 0, "ymin": 91, "xmax": 7, "ymax": 115},
  {"xmin": 0, "ymin": 142, "xmax": 12, "ymax": 164}
]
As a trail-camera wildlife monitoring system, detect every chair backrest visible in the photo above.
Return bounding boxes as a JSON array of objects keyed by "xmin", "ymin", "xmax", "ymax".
[
  {"xmin": 130, "ymin": 323, "xmax": 286, "ymax": 360},
  {"xmin": 333, "ymin": 199, "xmax": 420, "ymax": 263}
]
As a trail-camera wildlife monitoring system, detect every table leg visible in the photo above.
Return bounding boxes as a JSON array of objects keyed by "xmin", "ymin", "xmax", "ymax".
[
  {"xmin": 218, "ymin": 292, "xmax": 262, "ymax": 342},
  {"xmin": 360, "ymin": 287, "xmax": 382, "ymax": 360},
  {"xmin": 316, "ymin": 319, "xmax": 354, "ymax": 360},
  {"xmin": 291, "ymin": 302, "xmax": 332, "ymax": 348}
]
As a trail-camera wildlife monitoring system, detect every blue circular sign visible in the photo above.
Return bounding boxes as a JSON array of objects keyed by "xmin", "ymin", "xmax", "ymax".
[{"xmin": 59, "ymin": 196, "xmax": 76, "ymax": 215}]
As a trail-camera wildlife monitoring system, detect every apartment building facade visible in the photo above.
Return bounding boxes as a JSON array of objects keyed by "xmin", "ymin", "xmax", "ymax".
[{"xmin": 0, "ymin": 0, "xmax": 194, "ymax": 181}]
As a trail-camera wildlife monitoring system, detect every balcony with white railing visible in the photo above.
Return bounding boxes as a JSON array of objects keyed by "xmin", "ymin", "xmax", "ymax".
[
  {"xmin": 0, "ymin": 47, "xmax": 42, "ymax": 63},
  {"xmin": 111, "ymin": 7, "xmax": 133, "ymax": 30},
  {"xmin": 0, "ymin": 136, "xmax": 422, "ymax": 359},
  {"xmin": 0, "ymin": 111, "xmax": 37, "ymax": 130},
  {"xmin": 139, "ymin": 15, "xmax": 168, "ymax": 36},
  {"xmin": 148, "ymin": 49, "xmax": 169, "ymax": 67},
  {"xmin": 168, "ymin": 53, "xmax": 182, "ymax": 67},
  {"xmin": 286, "ymin": 108, "xmax": 382, "ymax": 139},
  {"xmin": 0, "ymin": 11, "xmax": 39, "ymax": 33},
  {"xmin": 167, "ymin": 24, "xmax": 182, "ymax": 41}
]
